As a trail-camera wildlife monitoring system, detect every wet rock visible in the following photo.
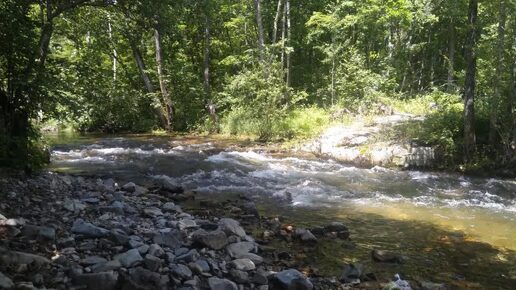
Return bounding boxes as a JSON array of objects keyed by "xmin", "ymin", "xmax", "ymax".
[
  {"xmin": 324, "ymin": 222, "xmax": 349, "ymax": 239},
  {"xmin": 371, "ymin": 250, "xmax": 403, "ymax": 264},
  {"xmin": 339, "ymin": 263, "xmax": 362, "ymax": 284},
  {"xmin": 218, "ymin": 218, "xmax": 246, "ymax": 238},
  {"xmin": 226, "ymin": 241, "xmax": 256, "ymax": 258},
  {"xmin": 144, "ymin": 254, "xmax": 162, "ymax": 272},
  {"xmin": 71, "ymin": 219, "xmax": 108, "ymax": 238},
  {"xmin": 63, "ymin": 199, "xmax": 86, "ymax": 212},
  {"xmin": 122, "ymin": 182, "xmax": 136, "ymax": 193},
  {"xmin": 0, "ymin": 271, "xmax": 14, "ymax": 289},
  {"xmin": 294, "ymin": 228, "xmax": 317, "ymax": 244},
  {"xmin": 80, "ymin": 256, "xmax": 108, "ymax": 266},
  {"xmin": 91, "ymin": 260, "xmax": 122, "ymax": 273},
  {"xmin": 192, "ymin": 229, "xmax": 228, "ymax": 250},
  {"xmin": 272, "ymin": 269, "xmax": 313, "ymax": 290},
  {"xmin": 72, "ymin": 271, "xmax": 118, "ymax": 290},
  {"xmin": 153, "ymin": 230, "xmax": 183, "ymax": 249},
  {"xmin": 230, "ymin": 258, "xmax": 255, "ymax": 271},
  {"xmin": 207, "ymin": 277, "xmax": 238, "ymax": 290},
  {"xmin": 22, "ymin": 224, "xmax": 55, "ymax": 240},
  {"xmin": 115, "ymin": 249, "xmax": 144, "ymax": 268},
  {"xmin": 170, "ymin": 264, "xmax": 192, "ymax": 280}
]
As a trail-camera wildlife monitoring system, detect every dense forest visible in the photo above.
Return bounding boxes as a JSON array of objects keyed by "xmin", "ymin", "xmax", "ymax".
[{"xmin": 0, "ymin": 0, "xmax": 515, "ymax": 171}]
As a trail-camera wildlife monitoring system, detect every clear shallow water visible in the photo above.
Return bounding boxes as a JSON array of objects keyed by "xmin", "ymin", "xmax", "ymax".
[{"xmin": 48, "ymin": 134, "xmax": 516, "ymax": 288}]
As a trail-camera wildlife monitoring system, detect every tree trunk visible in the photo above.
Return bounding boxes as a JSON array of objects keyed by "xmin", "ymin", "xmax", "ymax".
[
  {"xmin": 489, "ymin": 0, "xmax": 506, "ymax": 147},
  {"xmin": 285, "ymin": 0, "xmax": 291, "ymax": 87},
  {"xmin": 463, "ymin": 0, "xmax": 478, "ymax": 162},
  {"xmin": 107, "ymin": 15, "xmax": 117, "ymax": 81},
  {"xmin": 129, "ymin": 40, "xmax": 168, "ymax": 128},
  {"xmin": 203, "ymin": 0, "xmax": 219, "ymax": 132},
  {"xmin": 154, "ymin": 27, "xmax": 173, "ymax": 131},
  {"xmin": 253, "ymin": 0, "xmax": 265, "ymax": 63},
  {"xmin": 447, "ymin": 19, "xmax": 456, "ymax": 92},
  {"xmin": 272, "ymin": 0, "xmax": 283, "ymax": 45}
]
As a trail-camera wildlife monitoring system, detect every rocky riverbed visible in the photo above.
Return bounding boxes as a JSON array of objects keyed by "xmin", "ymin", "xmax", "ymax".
[{"xmin": 0, "ymin": 172, "xmax": 446, "ymax": 290}]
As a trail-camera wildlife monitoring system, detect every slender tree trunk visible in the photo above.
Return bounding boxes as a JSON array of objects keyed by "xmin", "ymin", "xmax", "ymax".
[
  {"xmin": 489, "ymin": 0, "xmax": 506, "ymax": 147},
  {"xmin": 203, "ymin": 0, "xmax": 219, "ymax": 132},
  {"xmin": 272, "ymin": 0, "xmax": 283, "ymax": 45},
  {"xmin": 447, "ymin": 19, "xmax": 456, "ymax": 92},
  {"xmin": 285, "ymin": 0, "xmax": 291, "ymax": 87},
  {"xmin": 280, "ymin": 2, "xmax": 286, "ymax": 68},
  {"xmin": 331, "ymin": 51, "xmax": 336, "ymax": 106},
  {"xmin": 463, "ymin": 0, "xmax": 478, "ymax": 162},
  {"xmin": 107, "ymin": 15, "xmax": 117, "ymax": 81},
  {"xmin": 129, "ymin": 41, "xmax": 168, "ymax": 128},
  {"xmin": 253, "ymin": 0, "xmax": 265, "ymax": 63},
  {"xmin": 154, "ymin": 27, "xmax": 173, "ymax": 131}
]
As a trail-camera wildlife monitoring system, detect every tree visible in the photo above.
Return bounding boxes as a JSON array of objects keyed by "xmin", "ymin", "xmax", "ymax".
[{"xmin": 463, "ymin": 0, "xmax": 478, "ymax": 162}]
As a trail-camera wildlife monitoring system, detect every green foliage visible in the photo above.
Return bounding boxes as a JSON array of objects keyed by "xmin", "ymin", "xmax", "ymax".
[{"xmin": 218, "ymin": 62, "xmax": 307, "ymax": 140}]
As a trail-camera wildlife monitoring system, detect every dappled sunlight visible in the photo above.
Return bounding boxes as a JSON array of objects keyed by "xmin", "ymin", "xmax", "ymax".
[{"xmin": 344, "ymin": 201, "xmax": 516, "ymax": 251}]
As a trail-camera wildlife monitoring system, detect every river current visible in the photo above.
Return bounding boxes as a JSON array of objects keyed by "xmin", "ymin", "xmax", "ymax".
[{"xmin": 48, "ymin": 134, "xmax": 516, "ymax": 288}]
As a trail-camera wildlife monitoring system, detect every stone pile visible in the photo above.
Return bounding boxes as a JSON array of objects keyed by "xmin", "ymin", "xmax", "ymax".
[{"xmin": 0, "ymin": 173, "xmax": 316, "ymax": 290}]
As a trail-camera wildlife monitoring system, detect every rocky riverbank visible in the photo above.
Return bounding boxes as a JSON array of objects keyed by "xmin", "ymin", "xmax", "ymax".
[
  {"xmin": 0, "ymin": 172, "xmax": 444, "ymax": 290},
  {"xmin": 301, "ymin": 114, "xmax": 437, "ymax": 169}
]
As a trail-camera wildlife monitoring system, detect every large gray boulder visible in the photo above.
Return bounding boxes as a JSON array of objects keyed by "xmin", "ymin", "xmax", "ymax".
[{"xmin": 272, "ymin": 269, "xmax": 313, "ymax": 290}]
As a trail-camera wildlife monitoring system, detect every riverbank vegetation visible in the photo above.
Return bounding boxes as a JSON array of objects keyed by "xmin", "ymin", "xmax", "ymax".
[{"xmin": 0, "ymin": 0, "xmax": 514, "ymax": 172}]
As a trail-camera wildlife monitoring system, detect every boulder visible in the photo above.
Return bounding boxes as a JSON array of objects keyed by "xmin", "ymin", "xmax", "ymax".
[
  {"xmin": 226, "ymin": 241, "xmax": 256, "ymax": 258},
  {"xmin": 230, "ymin": 258, "xmax": 255, "ymax": 271},
  {"xmin": 153, "ymin": 230, "xmax": 183, "ymax": 249},
  {"xmin": 218, "ymin": 218, "xmax": 246, "ymax": 237},
  {"xmin": 170, "ymin": 264, "xmax": 192, "ymax": 280},
  {"xmin": 294, "ymin": 228, "xmax": 317, "ymax": 244},
  {"xmin": 71, "ymin": 219, "xmax": 108, "ymax": 238},
  {"xmin": 122, "ymin": 182, "xmax": 136, "ymax": 192},
  {"xmin": 207, "ymin": 277, "xmax": 238, "ymax": 290},
  {"xmin": 144, "ymin": 254, "xmax": 162, "ymax": 272},
  {"xmin": 371, "ymin": 250, "xmax": 403, "ymax": 264},
  {"xmin": 272, "ymin": 269, "xmax": 313, "ymax": 290},
  {"xmin": 192, "ymin": 229, "xmax": 228, "ymax": 250},
  {"xmin": 115, "ymin": 249, "xmax": 143, "ymax": 268}
]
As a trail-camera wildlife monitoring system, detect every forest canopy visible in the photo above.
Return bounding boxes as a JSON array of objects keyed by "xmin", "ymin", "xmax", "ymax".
[{"xmin": 0, "ymin": 0, "xmax": 515, "ymax": 170}]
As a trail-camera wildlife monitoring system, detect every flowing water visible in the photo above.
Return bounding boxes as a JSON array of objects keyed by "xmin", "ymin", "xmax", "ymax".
[{"xmin": 47, "ymin": 133, "xmax": 516, "ymax": 289}]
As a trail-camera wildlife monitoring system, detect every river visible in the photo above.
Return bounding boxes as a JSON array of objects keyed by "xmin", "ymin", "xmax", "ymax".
[{"xmin": 47, "ymin": 133, "xmax": 516, "ymax": 289}]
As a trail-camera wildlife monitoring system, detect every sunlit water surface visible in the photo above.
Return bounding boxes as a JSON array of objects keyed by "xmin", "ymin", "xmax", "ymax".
[{"xmin": 47, "ymin": 134, "xmax": 516, "ymax": 288}]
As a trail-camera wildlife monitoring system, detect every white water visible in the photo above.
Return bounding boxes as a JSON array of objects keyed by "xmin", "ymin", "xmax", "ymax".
[{"xmin": 49, "ymin": 136, "xmax": 516, "ymax": 250}]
